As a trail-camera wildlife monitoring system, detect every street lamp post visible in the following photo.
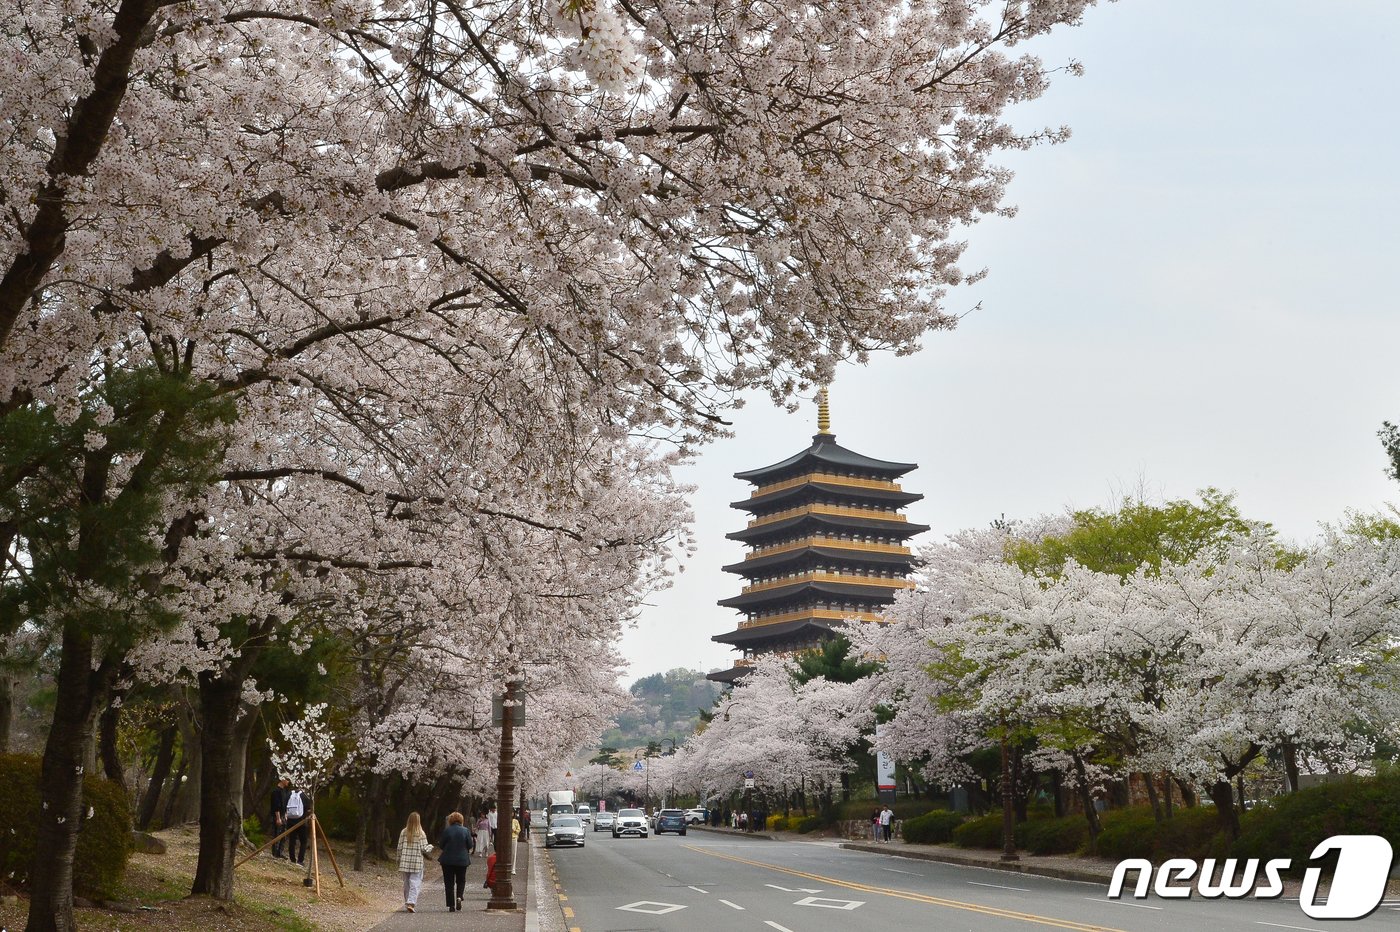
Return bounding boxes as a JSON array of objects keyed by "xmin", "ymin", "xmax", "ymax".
[{"xmin": 488, "ymin": 680, "xmax": 524, "ymax": 910}]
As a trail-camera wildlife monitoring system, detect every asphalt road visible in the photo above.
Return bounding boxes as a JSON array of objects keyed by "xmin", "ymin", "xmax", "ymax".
[{"xmin": 544, "ymin": 829, "xmax": 1399, "ymax": 932}]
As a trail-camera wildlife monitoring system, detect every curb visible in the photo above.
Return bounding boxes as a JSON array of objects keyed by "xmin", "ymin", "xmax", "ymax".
[
  {"xmin": 838, "ymin": 842, "xmax": 1111, "ymax": 885},
  {"xmin": 688, "ymin": 825, "xmax": 779, "ymax": 841}
]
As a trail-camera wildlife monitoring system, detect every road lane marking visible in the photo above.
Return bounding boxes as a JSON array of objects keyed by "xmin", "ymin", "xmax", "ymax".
[
  {"xmin": 719, "ymin": 899, "xmax": 746, "ymax": 910},
  {"xmin": 969, "ymin": 881, "xmax": 1032, "ymax": 892},
  {"xmin": 1256, "ymin": 924, "xmax": 1325, "ymax": 932},
  {"xmin": 561, "ymin": 906, "xmax": 574, "ymax": 919},
  {"xmin": 764, "ymin": 923, "xmax": 797, "ymax": 932},
  {"xmin": 688, "ymin": 885, "xmax": 710, "ymax": 893},
  {"xmin": 1085, "ymin": 897, "xmax": 1162, "ymax": 910},
  {"xmin": 766, "ymin": 883, "xmax": 823, "ymax": 893},
  {"xmin": 682, "ymin": 844, "xmax": 1126, "ymax": 932},
  {"xmin": 617, "ymin": 900, "xmax": 687, "ymax": 915},
  {"xmin": 794, "ymin": 895, "xmax": 864, "ymax": 910},
  {"xmin": 881, "ymin": 867, "xmax": 918, "ymax": 875}
]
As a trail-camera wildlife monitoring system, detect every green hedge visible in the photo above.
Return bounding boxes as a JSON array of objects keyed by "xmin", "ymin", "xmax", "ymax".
[
  {"xmin": 0, "ymin": 754, "xmax": 133, "ymax": 899},
  {"xmin": 901, "ymin": 809, "xmax": 963, "ymax": 845},
  {"xmin": 1017, "ymin": 813, "xmax": 1091, "ymax": 855},
  {"xmin": 1233, "ymin": 773, "xmax": 1400, "ymax": 871},
  {"xmin": 835, "ymin": 798, "xmax": 949, "ymax": 822},
  {"xmin": 795, "ymin": 816, "xmax": 822, "ymax": 834},
  {"xmin": 951, "ymin": 813, "xmax": 1005, "ymax": 848},
  {"xmin": 1094, "ymin": 805, "xmax": 1224, "ymax": 861}
]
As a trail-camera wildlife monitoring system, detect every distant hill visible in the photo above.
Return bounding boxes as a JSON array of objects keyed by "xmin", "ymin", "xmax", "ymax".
[{"xmin": 600, "ymin": 668, "xmax": 726, "ymax": 747}]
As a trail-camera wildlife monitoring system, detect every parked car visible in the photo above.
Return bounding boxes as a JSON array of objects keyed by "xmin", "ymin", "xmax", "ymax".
[
  {"xmin": 613, "ymin": 808, "xmax": 648, "ymax": 838},
  {"xmin": 654, "ymin": 809, "xmax": 688, "ymax": 835},
  {"xmin": 593, "ymin": 811, "xmax": 616, "ymax": 832},
  {"xmin": 545, "ymin": 816, "xmax": 585, "ymax": 849},
  {"xmin": 683, "ymin": 808, "xmax": 708, "ymax": 825}
]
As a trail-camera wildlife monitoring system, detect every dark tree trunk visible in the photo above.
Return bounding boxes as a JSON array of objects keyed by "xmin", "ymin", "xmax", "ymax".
[
  {"xmin": 136, "ymin": 726, "xmax": 176, "ymax": 830},
  {"xmin": 1173, "ymin": 777, "xmax": 1197, "ymax": 807},
  {"xmin": 1143, "ymin": 772, "xmax": 1162, "ymax": 824},
  {"xmin": 190, "ymin": 671, "xmax": 256, "ymax": 899},
  {"xmin": 25, "ymin": 623, "xmax": 111, "ymax": 932},
  {"xmin": 1207, "ymin": 780, "xmax": 1240, "ymax": 837},
  {"xmin": 98, "ymin": 700, "xmax": 126, "ymax": 793},
  {"xmin": 1282, "ymin": 743, "xmax": 1300, "ymax": 793},
  {"xmin": 354, "ymin": 772, "xmax": 379, "ymax": 872},
  {"xmin": 1162, "ymin": 772, "xmax": 1173, "ymax": 819},
  {"xmin": 0, "ymin": 673, "xmax": 13, "ymax": 753},
  {"xmin": 1072, "ymin": 754, "xmax": 1101, "ymax": 848},
  {"xmin": 1236, "ymin": 774, "xmax": 1247, "ymax": 813},
  {"xmin": 171, "ymin": 698, "xmax": 202, "ymax": 824},
  {"xmin": 1051, "ymin": 770, "xmax": 1065, "ymax": 817}
]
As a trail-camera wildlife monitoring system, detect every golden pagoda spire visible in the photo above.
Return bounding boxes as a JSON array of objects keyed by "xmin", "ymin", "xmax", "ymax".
[{"xmin": 816, "ymin": 387, "xmax": 832, "ymax": 435}]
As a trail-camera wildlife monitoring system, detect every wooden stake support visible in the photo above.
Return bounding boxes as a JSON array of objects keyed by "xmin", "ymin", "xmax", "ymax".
[{"xmin": 234, "ymin": 812, "xmax": 345, "ymax": 894}]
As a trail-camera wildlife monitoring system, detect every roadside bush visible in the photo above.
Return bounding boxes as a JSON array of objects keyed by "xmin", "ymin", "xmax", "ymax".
[
  {"xmin": 243, "ymin": 815, "xmax": 266, "ymax": 848},
  {"xmin": 768, "ymin": 815, "xmax": 790, "ymax": 832},
  {"xmin": 1016, "ymin": 814, "xmax": 1091, "ymax": 855},
  {"xmin": 901, "ymin": 809, "xmax": 963, "ymax": 845},
  {"xmin": 834, "ymin": 797, "xmax": 949, "ymax": 822},
  {"xmin": 1094, "ymin": 805, "xmax": 1223, "ymax": 861},
  {"xmin": 951, "ymin": 813, "xmax": 1005, "ymax": 849},
  {"xmin": 1233, "ymin": 773, "xmax": 1400, "ymax": 872},
  {"xmin": 0, "ymin": 754, "xmax": 133, "ymax": 899},
  {"xmin": 315, "ymin": 788, "xmax": 360, "ymax": 841},
  {"xmin": 795, "ymin": 816, "xmax": 822, "ymax": 834}
]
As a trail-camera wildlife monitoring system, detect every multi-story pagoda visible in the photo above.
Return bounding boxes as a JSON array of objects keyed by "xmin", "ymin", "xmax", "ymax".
[{"xmin": 707, "ymin": 392, "xmax": 927, "ymax": 684}]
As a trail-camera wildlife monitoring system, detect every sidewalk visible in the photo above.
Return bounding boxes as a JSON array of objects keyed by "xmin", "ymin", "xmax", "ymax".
[
  {"xmin": 372, "ymin": 838, "xmax": 531, "ymax": 931},
  {"xmin": 840, "ymin": 840, "xmax": 1115, "ymax": 884}
]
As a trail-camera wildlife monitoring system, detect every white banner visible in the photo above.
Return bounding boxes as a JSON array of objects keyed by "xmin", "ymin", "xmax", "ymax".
[{"xmin": 875, "ymin": 723, "xmax": 895, "ymax": 791}]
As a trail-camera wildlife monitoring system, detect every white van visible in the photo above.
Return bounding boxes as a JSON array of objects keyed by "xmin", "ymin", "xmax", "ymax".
[{"xmin": 575, "ymin": 804, "xmax": 592, "ymax": 825}]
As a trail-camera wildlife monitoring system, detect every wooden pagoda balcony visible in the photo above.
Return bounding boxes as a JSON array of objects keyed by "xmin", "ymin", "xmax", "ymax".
[
  {"xmin": 739, "ymin": 571, "xmax": 916, "ymax": 595},
  {"xmin": 747, "ymin": 502, "xmax": 908, "ymax": 528},
  {"xmin": 748, "ymin": 471, "xmax": 903, "ymax": 499},
  {"xmin": 746, "ymin": 535, "xmax": 912, "ymax": 560},
  {"xmin": 738, "ymin": 608, "xmax": 886, "ymax": 629}
]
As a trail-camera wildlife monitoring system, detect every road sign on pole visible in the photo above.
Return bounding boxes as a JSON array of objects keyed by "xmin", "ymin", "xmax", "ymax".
[{"xmin": 632, "ymin": 760, "xmax": 645, "ymax": 773}]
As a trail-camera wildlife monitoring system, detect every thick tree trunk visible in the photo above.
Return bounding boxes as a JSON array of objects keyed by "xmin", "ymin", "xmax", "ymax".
[
  {"xmin": 136, "ymin": 726, "xmax": 176, "ymax": 830},
  {"xmin": 98, "ymin": 700, "xmax": 126, "ymax": 793},
  {"xmin": 172, "ymin": 699, "xmax": 202, "ymax": 824},
  {"xmin": 0, "ymin": 673, "xmax": 14, "ymax": 753},
  {"xmin": 25, "ymin": 623, "xmax": 109, "ymax": 932},
  {"xmin": 162, "ymin": 756, "xmax": 188, "ymax": 828},
  {"xmin": 1143, "ymin": 772, "xmax": 1162, "ymax": 824},
  {"xmin": 1072, "ymin": 754, "xmax": 1101, "ymax": 848},
  {"xmin": 1207, "ymin": 780, "xmax": 1240, "ymax": 837},
  {"xmin": 353, "ymin": 773, "xmax": 378, "ymax": 872},
  {"xmin": 190, "ymin": 673, "xmax": 250, "ymax": 899},
  {"xmin": 1282, "ymin": 743, "xmax": 1300, "ymax": 793},
  {"xmin": 1162, "ymin": 771, "xmax": 1173, "ymax": 819},
  {"xmin": 1173, "ymin": 777, "xmax": 1197, "ymax": 807}
]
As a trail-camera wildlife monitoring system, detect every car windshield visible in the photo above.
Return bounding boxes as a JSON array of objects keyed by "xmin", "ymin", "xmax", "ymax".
[
  {"xmin": 619, "ymin": 809, "xmax": 643, "ymax": 817},
  {"xmin": 552, "ymin": 817, "xmax": 580, "ymax": 827}
]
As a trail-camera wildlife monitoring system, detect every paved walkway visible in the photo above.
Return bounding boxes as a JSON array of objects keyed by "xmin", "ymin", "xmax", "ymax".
[{"xmin": 372, "ymin": 840, "xmax": 530, "ymax": 931}]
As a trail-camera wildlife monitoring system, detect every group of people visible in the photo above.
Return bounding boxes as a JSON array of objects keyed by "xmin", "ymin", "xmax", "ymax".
[
  {"xmin": 395, "ymin": 805, "xmax": 524, "ymax": 913},
  {"xmin": 269, "ymin": 777, "xmax": 311, "ymax": 864},
  {"xmin": 871, "ymin": 805, "xmax": 895, "ymax": 842}
]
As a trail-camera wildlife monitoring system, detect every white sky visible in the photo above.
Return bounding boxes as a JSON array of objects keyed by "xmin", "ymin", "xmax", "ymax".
[{"xmin": 620, "ymin": 0, "xmax": 1400, "ymax": 683}]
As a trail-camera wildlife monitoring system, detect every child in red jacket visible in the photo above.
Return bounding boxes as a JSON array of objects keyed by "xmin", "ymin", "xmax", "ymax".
[{"xmin": 484, "ymin": 851, "xmax": 498, "ymax": 891}]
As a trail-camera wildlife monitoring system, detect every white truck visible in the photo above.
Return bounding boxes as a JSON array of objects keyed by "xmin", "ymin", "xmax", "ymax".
[{"xmin": 547, "ymin": 790, "xmax": 576, "ymax": 821}]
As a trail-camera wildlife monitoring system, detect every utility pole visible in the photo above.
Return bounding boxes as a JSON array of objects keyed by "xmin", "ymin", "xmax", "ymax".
[{"xmin": 488, "ymin": 680, "xmax": 523, "ymax": 910}]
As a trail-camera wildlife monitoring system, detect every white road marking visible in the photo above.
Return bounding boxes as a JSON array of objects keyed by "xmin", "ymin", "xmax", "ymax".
[
  {"xmin": 688, "ymin": 885, "xmax": 709, "ymax": 894},
  {"xmin": 719, "ymin": 899, "xmax": 746, "ymax": 910},
  {"xmin": 766, "ymin": 883, "xmax": 823, "ymax": 894},
  {"xmin": 1085, "ymin": 897, "xmax": 1163, "ymax": 910},
  {"xmin": 1256, "ymin": 923, "xmax": 1325, "ymax": 932},
  {"xmin": 794, "ymin": 895, "xmax": 864, "ymax": 910},
  {"xmin": 880, "ymin": 867, "xmax": 917, "ymax": 875},
  {"xmin": 967, "ymin": 880, "xmax": 1031, "ymax": 892},
  {"xmin": 616, "ymin": 901, "xmax": 687, "ymax": 915},
  {"xmin": 764, "ymin": 923, "xmax": 797, "ymax": 932}
]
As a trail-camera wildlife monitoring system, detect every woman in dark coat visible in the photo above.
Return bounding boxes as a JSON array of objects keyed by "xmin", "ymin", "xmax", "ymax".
[{"xmin": 439, "ymin": 811, "xmax": 474, "ymax": 912}]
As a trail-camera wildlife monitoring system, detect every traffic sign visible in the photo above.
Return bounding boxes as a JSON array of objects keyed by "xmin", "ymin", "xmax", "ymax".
[{"xmin": 632, "ymin": 760, "xmax": 645, "ymax": 773}]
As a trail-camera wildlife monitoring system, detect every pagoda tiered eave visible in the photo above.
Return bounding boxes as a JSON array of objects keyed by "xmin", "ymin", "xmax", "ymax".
[
  {"xmin": 721, "ymin": 543, "xmax": 915, "ymax": 576},
  {"xmin": 726, "ymin": 511, "xmax": 930, "ymax": 544},
  {"xmin": 732, "ymin": 479, "xmax": 923, "ymax": 512}
]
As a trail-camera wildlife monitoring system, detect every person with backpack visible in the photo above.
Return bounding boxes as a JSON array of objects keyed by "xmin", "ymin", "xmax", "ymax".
[{"xmin": 285, "ymin": 786, "xmax": 308, "ymax": 864}]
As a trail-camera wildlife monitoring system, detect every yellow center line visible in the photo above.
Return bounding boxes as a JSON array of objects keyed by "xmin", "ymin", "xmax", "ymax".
[{"xmin": 680, "ymin": 845, "xmax": 1126, "ymax": 932}]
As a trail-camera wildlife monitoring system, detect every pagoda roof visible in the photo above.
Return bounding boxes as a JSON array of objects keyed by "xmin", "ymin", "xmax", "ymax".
[
  {"xmin": 717, "ymin": 579, "xmax": 905, "ymax": 611},
  {"xmin": 705, "ymin": 665, "xmax": 751, "ymax": 684},
  {"xmin": 734, "ymin": 434, "xmax": 916, "ymax": 483},
  {"xmin": 733, "ymin": 481, "xmax": 923, "ymax": 513},
  {"xmin": 710, "ymin": 618, "xmax": 839, "ymax": 646},
  {"xmin": 722, "ymin": 545, "xmax": 914, "ymax": 576},
  {"xmin": 727, "ymin": 511, "xmax": 930, "ymax": 544}
]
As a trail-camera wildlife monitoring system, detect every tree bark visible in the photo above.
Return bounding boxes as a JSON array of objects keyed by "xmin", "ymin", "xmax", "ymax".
[
  {"xmin": 25, "ymin": 622, "xmax": 112, "ymax": 932},
  {"xmin": 136, "ymin": 726, "xmax": 176, "ymax": 830},
  {"xmin": 171, "ymin": 697, "xmax": 203, "ymax": 824},
  {"xmin": 1072, "ymin": 754, "xmax": 1101, "ymax": 849},
  {"xmin": 98, "ymin": 700, "xmax": 126, "ymax": 793},
  {"xmin": 190, "ymin": 671, "xmax": 255, "ymax": 899},
  {"xmin": 0, "ymin": 673, "xmax": 14, "ymax": 753},
  {"xmin": 1162, "ymin": 771, "xmax": 1173, "ymax": 820},
  {"xmin": 1207, "ymin": 780, "xmax": 1240, "ymax": 837},
  {"xmin": 1282, "ymin": 743, "xmax": 1300, "ymax": 793},
  {"xmin": 1143, "ymin": 772, "xmax": 1162, "ymax": 824}
]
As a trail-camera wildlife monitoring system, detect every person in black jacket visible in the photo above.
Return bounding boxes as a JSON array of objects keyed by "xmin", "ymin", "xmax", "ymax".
[
  {"xmin": 439, "ymin": 811, "xmax": 474, "ymax": 912},
  {"xmin": 270, "ymin": 778, "xmax": 290, "ymax": 859}
]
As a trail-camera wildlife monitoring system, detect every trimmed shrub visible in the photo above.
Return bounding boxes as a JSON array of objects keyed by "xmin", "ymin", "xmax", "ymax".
[
  {"xmin": 1233, "ymin": 773, "xmax": 1400, "ymax": 873},
  {"xmin": 0, "ymin": 754, "xmax": 134, "ymax": 899},
  {"xmin": 1016, "ymin": 814, "xmax": 1091, "ymax": 855},
  {"xmin": 901, "ymin": 809, "xmax": 963, "ymax": 845},
  {"xmin": 767, "ymin": 815, "xmax": 790, "ymax": 832},
  {"xmin": 1094, "ymin": 805, "xmax": 1223, "ymax": 861},
  {"xmin": 951, "ymin": 813, "xmax": 1005, "ymax": 849},
  {"xmin": 795, "ymin": 816, "xmax": 822, "ymax": 834}
]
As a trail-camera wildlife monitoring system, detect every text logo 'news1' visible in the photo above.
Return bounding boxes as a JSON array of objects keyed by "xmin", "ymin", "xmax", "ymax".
[{"xmin": 1108, "ymin": 835, "xmax": 1393, "ymax": 920}]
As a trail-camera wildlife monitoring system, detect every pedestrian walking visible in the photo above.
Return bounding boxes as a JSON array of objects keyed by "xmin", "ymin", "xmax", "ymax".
[
  {"xmin": 438, "ymin": 811, "xmax": 473, "ymax": 913},
  {"xmin": 510, "ymin": 812, "xmax": 522, "ymax": 874},
  {"xmin": 397, "ymin": 812, "xmax": 433, "ymax": 912},
  {"xmin": 285, "ymin": 786, "xmax": 308, "ymax": 864},
  {"xmin": 475, "ymin": 810, "xmax": 492, "ymax": 855},
  {"xmin": 880, "ymin": 805, "xmax": 894, "ymax": 842},
  {"xmin": 269, "ymin": 778, "xmax": 290, "ymax": 859},
  {"xmin": 487, "ymin": 803, "xmax": 498, "ymax": 847},
  {"xmin": 870, "ymin": 807, "xmax": 881, "ymax": 842}
]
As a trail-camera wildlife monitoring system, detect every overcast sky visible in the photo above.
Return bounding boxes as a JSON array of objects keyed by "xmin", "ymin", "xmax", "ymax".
[{"xmin": 619, "ymin": 0, "xmax": 1400, "ymax": 683}]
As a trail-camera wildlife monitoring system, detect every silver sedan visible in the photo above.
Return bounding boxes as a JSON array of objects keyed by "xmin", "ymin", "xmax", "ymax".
[{"xmin": 545, "ymin": 816, "xmax": 586, "ymax": 848}]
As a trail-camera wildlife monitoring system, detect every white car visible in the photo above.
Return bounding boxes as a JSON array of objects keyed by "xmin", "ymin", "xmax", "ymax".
[
  {"xmin": 576, "ymin": 804, "xmax": 592, "ymax": 825},
  {"xmin": 613, "ymin": 808, "xmax": 648, "ymax": 838},
  {"xmin": 684, "ymin": 808, "xmax": 708, "ymax": 824}
]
